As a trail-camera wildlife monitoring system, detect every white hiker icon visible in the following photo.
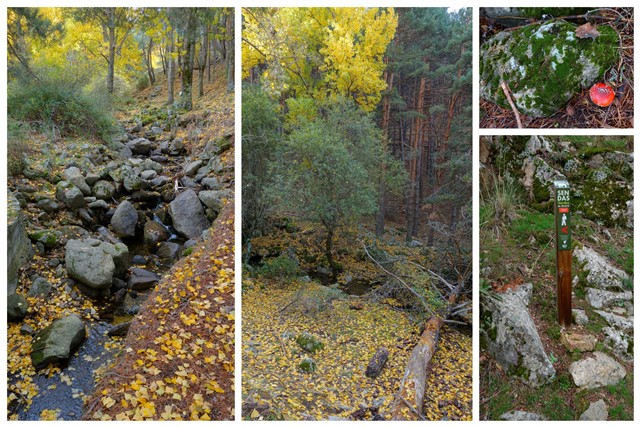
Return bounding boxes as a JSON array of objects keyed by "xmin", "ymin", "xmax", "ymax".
[{"xmin": 561, "ymin": 214, "xmax": 567, "ymax": 226}]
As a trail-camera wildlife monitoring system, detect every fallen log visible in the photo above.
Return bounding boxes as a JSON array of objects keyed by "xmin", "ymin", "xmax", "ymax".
[
  {"xmin": 365, "ymin": 347, "xmax": 389, "ymax": 378},
  {"xmin": 390, "ymin": 278, "xmax": 466, "ymax": 420}
]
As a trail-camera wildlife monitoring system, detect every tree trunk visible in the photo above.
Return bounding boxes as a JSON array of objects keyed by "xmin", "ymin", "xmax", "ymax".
[
  {"xmin": 225, "ymin": 10, "xmax": 235, "ymax": 92},
  {"xmin": 390, "ymin": 279, "xmax": 465, "ymax": 420},
  {"xmin": 146, "ymin": 38, "xmax": 155, "ymax": 84},
  {"xmin": 198, "ymin": 25, "xmax": 208, "ymax": 98},
  {"xmin": 106, "ymin": 8, "xmax": 116, "ymax": 94},
  {"xmin": 375, "ymin": 188, "xmax": 386, "ymax": 238},
  {"xmin": 167, "ymin": 28, "xmax": 175, "ymax": 104},
  {"xmin": 325, "ymin": 227, "xmax": 337, "ymax": 281},
  {"xmin": 180, "ymin": 10, "xmax": 197, "ymax": 110}
]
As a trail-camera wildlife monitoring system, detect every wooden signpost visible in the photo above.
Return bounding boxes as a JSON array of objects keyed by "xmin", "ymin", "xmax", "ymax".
[{"xmin": 554, "ymin": 180, "xmax": 572, "ymax": 327}]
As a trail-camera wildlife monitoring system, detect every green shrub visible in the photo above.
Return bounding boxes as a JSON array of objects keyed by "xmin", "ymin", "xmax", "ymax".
[
  {"xmin": 136, "ymin": 74, "xmax": 150, "ymax": 91},
  {"xmin": 8, "ymin": 76, "xmax": 114, "ymax": 140},
  {"xmin": 7, "ymin": 119, "xmax": 29, "ymax": 176},
  {"xmin": 257, "ymin": 256, "xmax": 300, "ymax": 278}
]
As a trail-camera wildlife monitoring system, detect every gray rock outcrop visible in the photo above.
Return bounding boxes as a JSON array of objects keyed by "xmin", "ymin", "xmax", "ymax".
[
  {"xmin": 169, "ymin": 189, "xmax": 209, "ymax": 239},
  {"xmin": 569, "ymin": 352, "xmax": 626, "ymax": 389},
  {"xmin": 8, "ymin": 191, "xmax": 34, "ymax": 294},
  {"xmin": 481, "ymin": 283, "xmax": 556, "ymax": 387},
  {"xmin": 110, "ymin": 200, "xmax": 138, "ymax": 238},
  {"xmin": 31, "ymin": 315, "xmax": 86, "ymax": 369}
]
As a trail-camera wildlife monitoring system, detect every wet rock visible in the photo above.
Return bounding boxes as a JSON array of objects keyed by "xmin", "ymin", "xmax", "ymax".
[
  {"xmin": 569, "ymin": 351, "xmax": 626, "ymax": 389},
  {"xmin": 201, "ymin": 177, "xmax": 221, "ymax": 190},
  {"xmin": 144, "ymin": 221, "xmax": 170, "ymax": 246},
  {"xmin": 574, "ymin": 246, "xmax": 629, "ymax": 290},
  {"xmin": 108, "ymin": 321, "xmax": 132, "ymax": 337},
  {"xmin": 99, "ymin": 241, "xmax": 130, "ymax": 279},
  {"xmin": 92, "ymin": 180, "xmax": 116, "ymax": 200},
  {"xmin": 157, "ymin": 241, "xmax": 182, "ymax": 260},
  {"xmin": 481, "ymin": 283, "xmax": 556, "ymax": 387},
  {"xmin": 127, "ymin": 137, "xmax": 152, "ymax": 155},
  {"xmin": 128, "ymin": 267, "xmax": 161, "ymax": 291},
  {"xmin": 169, "ymin": 189, "xmax": 209, "ymax": 239},
  {"xmin": 560, "ymin": 331, "xmax": 597, "ymax": 352},
  {"xmin": 110, "ymin": 201, "xmax": 138, "ymax": 238},
  {"xmin": 8, "ymin": 192, "xmax": 34, "ymax": 294},
  {"xmin": 580, "ymin": 399, "xmax": 608, "ymax": 421},
  {"xmin": 8, "ymin": 293, "xmax": 29, "ymax": 322},
  {"xmin": 480, "ymin": 20, "xmax": 618, "ymax": 117},
  {"xmin": 500, "ymin": 411, "xmax": 547, "ymax": 421},
  {"xmin": 65, "ymin": 239, "xmax": 115, "ymax": 290},
  {"xmin": 131, "ymin": 255, "xmax": 147, "ymax": 265},
  {"xmin": 31, "ymin": 314, "xmax": 86, "ymax": 369},
  {"xmin": 150, "ymin": 176, "xmax": 170, "ymax": 188},
  {"xmin": 179, "ymin": 176, "xmax": 199, "ymax": 189},
  {"xmin": 28, "ymin": 277, "xmax": 53, "ymax": 298},
  {"xmin": 586, "ymin": 288, "xmax": 633, "ymax": 309}
]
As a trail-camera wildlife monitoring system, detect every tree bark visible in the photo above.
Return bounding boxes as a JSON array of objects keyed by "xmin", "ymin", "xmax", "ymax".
[
  {"xmin": 180, "ymin": 10, "xmax": 197, "ymax": 110},
  {"xmin": 365, "ymin": 347, "xmax": 389, "ymax": 379},
  {"xmin": 106, "ymin": 8, "xmax": 116, "ymax": 94},
  {"xmin": 225, "ymin": 10, "xmax": 234, "ymax": 92},
  {"xmin": 198, "ymin": 24, "xmax": 208, "ymax": 97},
  {"xmin": 390, "ymin": 278, "xmax": 465, "ymax": 420},
  {"xmin": 167, "ymin": 28, "xmax": 175, "ymax": 104}
]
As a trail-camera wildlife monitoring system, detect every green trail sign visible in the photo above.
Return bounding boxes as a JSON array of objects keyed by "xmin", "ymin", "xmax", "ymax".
[{"xmin": 554, "ymin": 180, "xmax": 572, "ymax": 327}]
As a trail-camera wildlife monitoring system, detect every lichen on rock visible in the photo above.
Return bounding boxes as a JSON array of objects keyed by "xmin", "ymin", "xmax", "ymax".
[{"xmin": 480, "ymin": 20, "xmax": 619, "ymax": 117}]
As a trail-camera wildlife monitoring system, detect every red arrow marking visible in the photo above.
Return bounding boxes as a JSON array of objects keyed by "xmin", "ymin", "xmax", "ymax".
[
  {"xmin": 561, "ymin": 226, "xmax": 568, "ymax": 234},
  {"xmin": 559, "ymin": 207, "xmax": 569, "ymax": 213}
]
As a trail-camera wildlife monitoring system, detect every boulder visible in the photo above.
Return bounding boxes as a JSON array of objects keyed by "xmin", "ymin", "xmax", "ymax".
[
  {"xmin": 65, "ymin": 239, "xmax": 115, "ymax": 289},
  {"xmin": 569, "ymin": 352, "xmax": 626, "ymax": 389},
  {"xmin": 92, "ymin": 180, "xmax": 116, "ymax": 200},
  {"xmin": 110, "ymin": 200, "xmax": 138, "ymax": 238},
  {"xmin": 594, "ymin": 310, "xmax": 633, "ymax": 330},
  {"xmin": 36, "ymin": 197, "xmax": 59, "ymax": 213},
  {"xmin": 128, "ymin": 267, "xmax": 161, "ymax": 291},
  {"xmin": 28, "ymin": 277, "xmax": 53, "ymax": 298},
  {"xmin": 28, "ymin": 229, "xmax": 61, "ymax": 250},
  {"xmin": 144, "ymin": 221, "xmax": 170, "ymax": 247},
  {"xmin": 184, "ymin": 160, "xmax": 204, "ymax": 177},
  {"xmin": 603, "ymin": 327, "xmax": 633, "ymax": 363},
  {"xmin": 140, "ymin": 170, "xmax": 157, "ymax": 180},
  {"xmin": 99, "ymin": 241, "xmax": 130, "ymax": 279},
  {"xmin": 8, "ymin": 293, "xmax": 29, "ymax": 322},
  {"xmin": 31, "ymin": 315, "xmax": 86, "ymax": 369},
  {"xmin": 480, "ymin": 20, "xmax": 619, "ymax": 117},
  {"xmin": 481, "ymin": 283, "xmax": 556, "ymax": 387},
  {"xmin": 8, "ymin": 192, "xmax": 33, "ymax": 294},
  {"xmin": 201, "ymin": 177, "xmax": 221, "ymax": 190},
  {"xmin": 156, "ymin": 242, "xmax": 182, "ymax": 260},
  {"xmin": 127, "ymin": 137, "xmax": 152, "ymax": 155},
  {"xmin": 198, "ymin": 190, "xmax": 228, "ymax": 212},
  {"xmin": 580, "ymin": 399, "xmax": 608, "ymax": 421},
  {"xmin": 168, "ymin": 189, "xmax": 209, "ymax": 239},
  {"xmin": 586, "ymin": 288, "xmax": 633, "ymax": 309},
  {"xmin": 55, "ymin": 181, "xmax": 85, "ymax": 209},
  {"xmin": 62, "ymin": 166, "xmax": 91, "ymax": 196},
  {"xmin": 574, "ymin": 246, "xmax": 629, "ymax": 290},
  {"xmin": 299, "ymin": 357, "xmax": 317, "ymax": 373}
]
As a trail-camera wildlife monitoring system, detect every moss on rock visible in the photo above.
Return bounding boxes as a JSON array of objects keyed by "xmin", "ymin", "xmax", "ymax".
[{"xmin": 481, "ymin": 20, "xmax": 619, "ymax": 117}]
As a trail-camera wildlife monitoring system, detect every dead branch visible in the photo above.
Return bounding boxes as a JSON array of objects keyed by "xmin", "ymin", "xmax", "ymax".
[{"xmin": 500, "ymin": 81, "xmax": 523, "ymax": 128}]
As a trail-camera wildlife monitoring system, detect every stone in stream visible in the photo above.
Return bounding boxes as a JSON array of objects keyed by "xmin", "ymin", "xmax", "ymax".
[
  {"xmin": 110, "ymin": 201, "xmax": 138, "ymax": 238},
  {"xmin": 569, "ymin": 351, "xmax": 626, "ymax": 389},
  {"xmin": 31, "ymin": 314, "xmax": 86, "ymax": 369},
  {"xmin": 65, "ymin": 239, "xmax": 116, "ymax": 290},
  {"xmin": 92, "ymin": 180, "xmax": 116, "ymax": 200},
  {"xmin": 168, "ymin": 189, "xmax": 209, "ymax": 240},
  {"xmin": 157, "ymin": 241, "xmax": 182, "ymax": 260},
  {"xmin": 8, "ymin": 192, "xmax": 34, "ymax": 295},
  {"xmin": 8, "ymin": 293, "xmax": 29, "ymax": 322},
  {"xmin": 144, "ymin": 220, "xmax": 170, "ymax": 246},
  {"xmin": 128, "ymin": 267, "xmax": 161, "ymax": 291}
]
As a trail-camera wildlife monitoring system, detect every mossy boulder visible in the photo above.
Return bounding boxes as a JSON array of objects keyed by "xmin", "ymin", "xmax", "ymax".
[
  {"xmin": 28, "ymin": 229, "xmax": 61, "ymax": 249},
  {"xmin": 31, "ymin": 315, "xmax": 86, "ymax": 369},
  {"xmin": 299, "ymin": 357, "xmax": 317, "ymax": 373},
  {"xmin": 480, "ymin": 20, "xmax": 619, "ymax": 117},
  {"xmin": 296, "ymin": 333, "xmax": 324, "ymax": 354},
  {"xmin": 8, "ymin": 293, "xmax": 29, "ymax": 322},
  {"xmin": 8, "ymin": 192, "xmax": 34, "ymax": 295}
]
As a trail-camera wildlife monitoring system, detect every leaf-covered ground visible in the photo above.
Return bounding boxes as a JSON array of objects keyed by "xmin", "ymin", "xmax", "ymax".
[
  {"xmin": 83, "ymin": 204, "xmax": 235, "ymax": 421},
  {"xmin": 242, "ymin": 275, "xmax": 472, "ymax": 420}
]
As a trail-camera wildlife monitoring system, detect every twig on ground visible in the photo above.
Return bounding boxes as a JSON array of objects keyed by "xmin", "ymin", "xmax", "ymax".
[
  {"xmin": 500, "ymin": 81, "xmax": 523, "ymax": 128},
  {"xmin": 396, "ymin": 395, "xmax": 427, "ymax": 420}
]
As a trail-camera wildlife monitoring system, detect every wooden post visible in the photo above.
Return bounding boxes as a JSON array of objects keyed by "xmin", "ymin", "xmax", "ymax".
[{"xmin": 554, "ymin": 180, "xmax": 572, "ymax": 327}]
